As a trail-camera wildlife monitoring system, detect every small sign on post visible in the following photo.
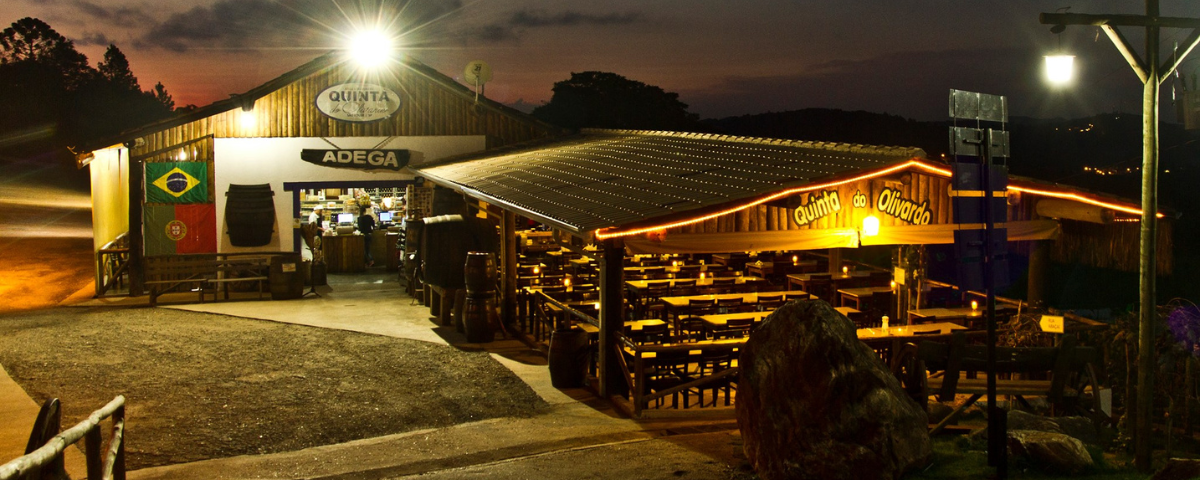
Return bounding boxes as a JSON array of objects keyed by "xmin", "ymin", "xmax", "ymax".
[{"xmin": 1039, "ymin": 315, "xmax": 1064, "ymax": 333}]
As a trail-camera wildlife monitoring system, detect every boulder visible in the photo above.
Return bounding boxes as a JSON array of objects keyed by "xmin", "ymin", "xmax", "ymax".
[
  {"xmin": 1152, "ymin": 458, "xmax": 1200, "ymax": 480},
  {"xmin": 1007, "ymin": 430, "xmax": 1093, "ymax": 475},
  {"xmin": 967, "ymin": 410, "xmax": 1101, "ymax": 448},
  {"xmin": 736, "ymin": 300, "xmax": 931, "ymax": 480}
]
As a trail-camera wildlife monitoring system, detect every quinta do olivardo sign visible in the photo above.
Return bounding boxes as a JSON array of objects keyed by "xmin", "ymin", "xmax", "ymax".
[
  {"xmin": 315, "ymin": 82, "xmax": 402, "ymax": 122},
  {"xmin": 790, "ymin": 187, "xmax": 932, "ymax": 227}
]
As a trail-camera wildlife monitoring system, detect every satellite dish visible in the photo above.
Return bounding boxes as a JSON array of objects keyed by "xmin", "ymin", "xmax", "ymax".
[{"xmin": 464, "ymin": 61, "xmax": 492, "ymax": 86}]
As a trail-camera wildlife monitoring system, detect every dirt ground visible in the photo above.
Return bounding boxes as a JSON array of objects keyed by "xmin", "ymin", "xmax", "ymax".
[{"xmin": 0, "ymin": 307, "xmax": 548, "ymax": 470}]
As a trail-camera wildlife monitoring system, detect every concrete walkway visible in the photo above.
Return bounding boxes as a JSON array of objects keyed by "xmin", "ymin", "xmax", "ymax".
[{"xmin": 4, "ymin": 274, "xmax": 742, "ymax": 479}]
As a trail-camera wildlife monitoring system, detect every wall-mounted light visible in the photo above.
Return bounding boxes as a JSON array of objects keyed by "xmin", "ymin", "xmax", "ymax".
[
  {"xmin": 861, "ymin": 215, "xmax": 880, "ymax": 237},
  {"xmin": 239, "ymin": 110, "xmax": 256, "ymax": 130}
]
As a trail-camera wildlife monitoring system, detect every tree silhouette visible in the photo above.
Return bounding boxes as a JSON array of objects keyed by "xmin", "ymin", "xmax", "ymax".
[
  {"xmin": 531, "ymin": 71, "xmax": 700, "ymax": 131},
  {"xmin": 0, "ymin": 18, "xmax": 175, "ymax": 162},
  {"xmin": 98, "ymin": 44, "xmax": 139, "ymax": 93}
]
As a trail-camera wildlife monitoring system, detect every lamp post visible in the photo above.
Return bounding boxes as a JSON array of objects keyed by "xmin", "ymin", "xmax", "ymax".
[{"xmin": 1040, "ymin": 2, "xmax": 1200, "ymax": 472}]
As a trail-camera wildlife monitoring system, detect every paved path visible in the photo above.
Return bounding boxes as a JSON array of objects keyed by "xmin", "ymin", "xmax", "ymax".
[{"xmin": 6, "ymin": 276, "xmax": 743, "ymax": 479}]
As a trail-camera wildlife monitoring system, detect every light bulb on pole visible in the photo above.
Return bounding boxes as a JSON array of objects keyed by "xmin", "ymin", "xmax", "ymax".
[{"xmin": 1045, "ymin": 54, "xmax": 1075, "ymax": 85}]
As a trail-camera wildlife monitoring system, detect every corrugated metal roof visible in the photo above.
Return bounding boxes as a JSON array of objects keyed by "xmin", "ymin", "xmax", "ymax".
[{"xmin": 415, "ymin": 129, "xmax": 926, "ymax": 234}]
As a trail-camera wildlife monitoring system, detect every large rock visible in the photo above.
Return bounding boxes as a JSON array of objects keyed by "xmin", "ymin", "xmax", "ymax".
[
  {"xmin": 967, "ymin": 410, "xmax": 1101, "ymax": 448},
  {"xmin": 1007, "ymin": 430, "xmax": 1093, "ymax": 475},
  {"xmin": 1152, "ymin": 458, "xmax": 1200, "ymax": 480},
  {"xmin": 736, "ymin": 300, "xmax": 931, "ymax": 480}
]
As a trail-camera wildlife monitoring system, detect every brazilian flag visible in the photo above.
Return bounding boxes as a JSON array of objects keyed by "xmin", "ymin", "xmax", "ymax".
[{"xmin": 147, "ymin": 162, "xmax": 207, "ymax": 203}]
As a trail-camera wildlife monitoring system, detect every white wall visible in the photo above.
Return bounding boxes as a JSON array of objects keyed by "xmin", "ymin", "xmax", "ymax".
[
  {"xmin": 214, "ymin": 136, "xmax": 485, "ymax": 253},
  {"xmin": 89, "ymin": 146, "xmax": 129, "ymax": 252}
]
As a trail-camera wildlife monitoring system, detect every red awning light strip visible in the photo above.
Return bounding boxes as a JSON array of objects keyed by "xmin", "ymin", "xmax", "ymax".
[
  {"xmin": 594, "ymin": 159, "xmax": 951, "ymax": 240},
  {"xmin": 593, "ymin": 159, "xmax": 1163, "ymax": 241},
  {"xmin": 1006, "ymin": 185, "xmax": 1164, "ymax": 218}
]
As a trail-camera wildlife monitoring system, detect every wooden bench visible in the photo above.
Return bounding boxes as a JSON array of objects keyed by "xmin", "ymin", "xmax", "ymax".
[
  {"xmin": 892, "ymin": 333, "xmax": 1107, "ymax": 435},
  {"xmin": 145, "ymin": 255, "xmax": 271, "ymax": 305}
]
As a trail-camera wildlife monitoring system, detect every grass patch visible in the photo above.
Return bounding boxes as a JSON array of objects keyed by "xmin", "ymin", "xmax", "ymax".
[{"xmin": 907, "ymin": 436, "xmax": 1149, "ymax": 479}]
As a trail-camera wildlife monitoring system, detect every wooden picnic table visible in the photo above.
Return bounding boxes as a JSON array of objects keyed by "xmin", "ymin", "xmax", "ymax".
[
  {"xmin": 697, "ymin": 311, "xmax": 771, "ymax": 330},
  {"xmin": 838, "ymin": 286, "xmax": 895, "ymax": 309},
  {"xmin": 745, "ymin": 260, "xmax": 821, "ymax": 278},
  {"xmin": 660, "ymin": 290, "xmax": 809, "ymax": 334},
  {"xmin": 908, "ymin": 305, "xmax": 1018, "ymax": 324},
  {"xmin": 786, "ymin": 271, "xmax": 871, "ymax": 291},
  {"xmin": 624, "ymin": 276, "xmax": 765, "ymax": 292},
  {"xmin": 857, "ymin": 322, "xmax": 969, "ymax": 367}
]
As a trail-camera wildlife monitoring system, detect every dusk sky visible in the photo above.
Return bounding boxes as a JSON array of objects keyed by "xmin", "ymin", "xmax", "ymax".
[{"xmin": 2, "ymin": 1, "xmax": 1198, "ymax": 121}]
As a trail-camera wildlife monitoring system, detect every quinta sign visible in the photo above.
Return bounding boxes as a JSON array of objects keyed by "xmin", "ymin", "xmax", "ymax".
[
  {"xmin": 300, "ymin": 149, "xmax": 410, "ymax": 171},
  {"xmin": 791, "ymin": 190, "xmax": 841, "ymax": 226},
  {"xmin": 315, "ymin": 82, "xmax": 401, "ymax": 122}
]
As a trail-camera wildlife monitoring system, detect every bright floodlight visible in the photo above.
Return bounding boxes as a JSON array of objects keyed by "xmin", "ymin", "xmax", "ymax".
[
  {"xmin": 861, "ymin": 215, "xmax": 880, "ymax": 237},
  {"xmin": 350, "ymin": 30, "xmax": 393, "ymax": 68},
  {"xmin": 1045, "ymin": 55, "xmax": 1075, "ymax": 85},
  {"xmin": 239, "ymin": 111, "xmax": 256, "ymax": 130}
]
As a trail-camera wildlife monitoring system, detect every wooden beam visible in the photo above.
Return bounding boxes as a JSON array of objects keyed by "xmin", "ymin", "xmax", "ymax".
[
  {"xmin": 1160, "ymin": 28, "xmax": 1200, "ymax": 84},
  {"xmin": 1102, "ymin": 25, "xmax": 1149, "ymax": 84},
  {"xmin": 1040, "ymin": 12, "xmax": 1200, "ymax": 29}
]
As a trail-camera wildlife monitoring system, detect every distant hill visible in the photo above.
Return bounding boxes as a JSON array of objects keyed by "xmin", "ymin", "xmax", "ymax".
[{"xmin": 702, "ymin": 108, "xmax": 1200, "ymax": 211}]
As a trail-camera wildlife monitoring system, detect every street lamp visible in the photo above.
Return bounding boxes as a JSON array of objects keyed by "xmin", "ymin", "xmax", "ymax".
[
  {"xmin": 1044, "ymin": 54, "xmax": 1075, "ymax": 85},
  {"xmin": 1040, "ymin": 3, "xmax": 1200, "ymax": 472}
]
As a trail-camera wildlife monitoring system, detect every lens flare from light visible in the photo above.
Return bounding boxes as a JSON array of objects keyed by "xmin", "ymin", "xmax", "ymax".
[
  {"xmin": 349, "ymin": 29, "xmax": 394, "ymax": 69},
  {"xmin": 1045, "ymin": 55, "xmax": 1075, "ymax": 85}
]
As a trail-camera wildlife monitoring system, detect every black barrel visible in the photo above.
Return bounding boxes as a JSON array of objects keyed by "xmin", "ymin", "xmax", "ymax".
[
  {"xmin": 464, "ymin": 252, "xmax": 496, "ymax": 294},
  {"xmin": 225, "ymin": 184, "xmax": 275, "ymax": 247},
  {"xmin": 462, "ymin": 293, "xmax": 495, "ymax": 343},
  {"xmin": 548, "ymin": 329, "xmax": 590, "ymax": 388}
]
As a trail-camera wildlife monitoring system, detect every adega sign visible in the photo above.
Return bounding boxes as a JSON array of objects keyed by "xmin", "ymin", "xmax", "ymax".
[
  {"xmin": 315, "ymin": 83, "xmax": 402, "ymax": 122},
  {"xmin": 300, "ymin": 149, "xmax": 410, "ymax": 171}
]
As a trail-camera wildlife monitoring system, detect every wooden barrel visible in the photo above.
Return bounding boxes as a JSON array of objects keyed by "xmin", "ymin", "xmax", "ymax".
[
  {"xmin": 548, "ymin": 329, "xmax": 589, "ymax": 388},
  {"xmin": 462, "ymin": 293, "xmax": 495, "ymax": 343},
  {"xmin": 225, "ymin": 184, "xmax": 275, "ymax": 247},
  {"xmin": 463, "ymin": 252, "xmax": 496, "ymax": 294}
]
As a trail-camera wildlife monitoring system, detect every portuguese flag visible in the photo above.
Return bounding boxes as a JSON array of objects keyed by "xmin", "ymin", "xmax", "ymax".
[
  {"xmin": 147, "ymin": 162, "xmax": 208, "ymax": 203},
  {"xmin": 145, "ymin": 204, "xmax": 216, "ymax": 255}
]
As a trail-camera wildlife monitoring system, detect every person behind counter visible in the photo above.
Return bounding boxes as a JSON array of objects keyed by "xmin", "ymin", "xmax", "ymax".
[
  {"xmin": 358, "ymin": 206, "xmax": 376, "ymax": 267},
  {"xmin": 308, "ymin": 205, "xmax": 326, "ymax": 234}
]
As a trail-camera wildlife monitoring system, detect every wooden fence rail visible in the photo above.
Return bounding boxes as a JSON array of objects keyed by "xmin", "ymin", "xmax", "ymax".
[{"xmin": 0, "ymin": 396, "xmax": 126, "ymax": 480}]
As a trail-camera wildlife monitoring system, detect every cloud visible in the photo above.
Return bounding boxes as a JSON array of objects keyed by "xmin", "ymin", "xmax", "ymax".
[
  {"xmin": 75, "ymin": 31, "xmax": 112, "ymax": 47},
  {"xmin": 134, "ymin": 0, "xmax": 463, "ymax": 53},
  {"xmin": 63, "ymin": 0, "xmax": 156, "ymax": 25},
  {"xmin": 478, "ymin": 9, "xmax": 640, "ymax": 43},
  {"xmin": 685, "ymin": 45, "xmax": 1145, "ymax": 121}
]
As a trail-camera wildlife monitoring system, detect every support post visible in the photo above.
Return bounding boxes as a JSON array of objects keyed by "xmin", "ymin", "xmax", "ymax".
[
  {"xmin": 828, "ymin": 248, "xmax": 842, "ymax": 275},
  {"xmin": 1027, "ymin": 239, "xmax": 1051, "ymax": 307},
  {"xmin": 598, "ymin": 238, "xmax": 625, "ymax": 397},
  {"xmin": 1136, "ymin": 6, "xmax": 1161, "ymax": 469},
  {"xmin": 501, "ymin": 211, "xmax": 518, "ymax": 326},
  {"xmin": 128, "ymin": 153, "xmax": 144, "ymax": 296}
]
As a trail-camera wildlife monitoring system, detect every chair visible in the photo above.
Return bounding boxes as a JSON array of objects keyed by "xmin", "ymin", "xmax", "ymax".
[
  {"xmin": 714, "ymin": 317, "xmax": 753, "ymax": 339},
  {"xmin": 643, "ymin": 284, "xmax": 671, "ymax": 318},
  {"xmin": 671, "ymin": 285, "xmax": 699, "ymax": 297},
  {"xmin": 686, "ymin": 298, "xmax": 716, "ymax": 316},
  {"xmin": 681, "ymin": 317, "xmax": 709, "ymax": 342},
  {"xmin": 571, "ymin": 290, "xmax": 599, "ymax": 302},
  {"xmin": 645, "ymin": 350, "xmax": 695, "ymax": 408},
  {"xmin": 757, "ymin": 294, "xmax": 784, "ymax": 311},
  {"xmin": 638, "ymin": 322, "xmax": 670, "ymax": 345},
  {"xmin": 694, "ymin": 348, "xmax": 737, "ymax": 407},
  {"xmin": 539, "ymin": 274, "xmax": 565, "ymax": 286},
  {"xmin": 711, "ymin": 277, "xmax": 737, "ymax": 286},
  {"xmin": 805, "ymin": 278, "xmax": 836, "ymax": 304},
  {"xmin": 715, "ymin": 297, "xmax": 745, "ymax": 314},
  {"xmin": 671, "ymin": 278, "xmax": 697, "ymax": 290}
]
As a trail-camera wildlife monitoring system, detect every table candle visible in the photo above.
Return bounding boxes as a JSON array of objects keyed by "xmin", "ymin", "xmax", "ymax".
[{"xmin": 971, "ymin": 300, "xmax": 978, "ymax": 311}]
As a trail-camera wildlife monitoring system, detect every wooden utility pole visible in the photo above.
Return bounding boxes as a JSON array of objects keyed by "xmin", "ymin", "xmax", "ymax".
[{"xmin": 1041, "ymin": 2, "xmax": 1200, "ymax": 472}]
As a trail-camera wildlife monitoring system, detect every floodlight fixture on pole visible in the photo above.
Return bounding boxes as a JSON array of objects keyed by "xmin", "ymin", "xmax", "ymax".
[
  {"xmin": 348, "ymin": 29, "xmax": 394, "ymax": 69},
  {"xmin": 1040, "ymin": 2, "xmax": 1200, "ymax": 472}
]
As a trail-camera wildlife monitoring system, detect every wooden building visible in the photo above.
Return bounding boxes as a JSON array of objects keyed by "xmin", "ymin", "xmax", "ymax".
[
  {"xmin": 78, "ymin": 51, "xmax": 561, "ymax": 295},
  {"xmin": 412, "ymin": 129, "xmax": 1172, "ymax": 395}
]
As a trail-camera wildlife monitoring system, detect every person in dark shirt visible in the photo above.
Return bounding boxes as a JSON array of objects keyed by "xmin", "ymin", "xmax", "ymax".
[{"xmin": 358, "ymin": 206, "xmax": 376, "ymax": 267}]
